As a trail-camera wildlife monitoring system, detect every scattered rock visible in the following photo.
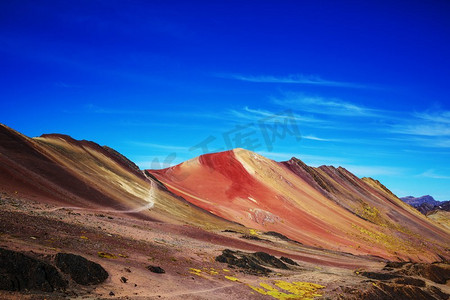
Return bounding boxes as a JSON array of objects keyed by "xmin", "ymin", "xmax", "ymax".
[
  {"xmin": 147, "ymin": 265, "xmax": 165, "ymax": 274},
  {"xmin": 0, "ymin": 247, "xmax": 67, "ymax": 292},
  {"xmin": 384, "ymin": 261, "xmax": 408, "ymax": 269},
  {"xmin": 401, "ymin": 263, "xmax": 450, "ymax": 284},
  {"xmin": 240, "ymin": 235, "xmax": 264, "ymax": 241},
  {"xmin": 428, "ymin": 286, "xmax": 449, "ymax": 300},
  {"xmin": 55, "ymin": 253, "xmax": 108, "ymax": 285},
  {"xmin": 253, "ymin": 252, "xmax": 288, "ymax": 269},
  {"xmin": 215, "ymin": 249, "xmax": 288, "ymax": 275},
  {"xmin": 384, "ymin": 262, "xmax": 450, "ymax": 284},
  {"xmin": 124, "ymin": 268, "xmax": 131, "ymax": 273},
  {"xmin": 98, "ymin": 251, "xmax": 117, "ymax": 259},
  {"xmin": 280, "ymin": 256, "xmax": 299, "ymax": 266},
  {"xmin": 120, "ymin": 276, "xmax": 127, "ymax": 283},
  {"xmin": 109, "ymin": 291, "xmax": 115, "ymax": 296},
  {"xmin": 263, "ymin": 231, "xmax": 302, "ymax": 244},
  {"xmin": 359, "ymin": 271, "xmax": 400, "ymax": 280},
  {"xmin": 393, "ymin": 277, "xmax": 426, "ymax": 287},
  {"xmin": 216, "ymin": 249, "xmax": 271, "ymax": 275},
  {"xmin": 222, "ymin": 229, "xmax": 239, "ymax": 233}
]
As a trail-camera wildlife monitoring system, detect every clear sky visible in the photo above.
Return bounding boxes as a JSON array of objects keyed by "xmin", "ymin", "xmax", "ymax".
[{"xmin": 1, "ymin": 1, "xmax": 449, "ymax": 200}]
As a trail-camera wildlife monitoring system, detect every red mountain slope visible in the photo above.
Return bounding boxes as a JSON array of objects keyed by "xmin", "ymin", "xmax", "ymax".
[{"xmin": 148, "ymin": 148, "xmax": 449, "ymax": 262}]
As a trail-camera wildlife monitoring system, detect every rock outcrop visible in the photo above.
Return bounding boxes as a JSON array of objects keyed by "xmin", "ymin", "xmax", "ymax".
[
  {"xmin": 0, "ymin": 247, "xmax": 67, "ymax": 292},
  {"xmin": 215, "ymin": 249, "xmax": 290, "ymax": 275},
  {"xmin": 55, "ymin": 253, "xmax": 109, "ymax": 285}
]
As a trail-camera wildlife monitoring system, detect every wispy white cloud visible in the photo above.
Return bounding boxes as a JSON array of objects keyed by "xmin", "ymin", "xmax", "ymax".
[
  {"xmin": 419, "ymin": 169, "xmax": 450, "ymax": 180},
  {"xmin": 302, "ymin": 135, "xmax": 339, "ymax": 142},
  {"xmin": 389, "ymin": 123, "xmax": 450, "ymax": 136},
  {"xmin": 218, "ymin": 73, "xmax": 368, "ymax": 88},
  {"xmin": 387, "ymin": 109, "xmax": 450, "ymax": 140},
  {"xmin": 274, "ymin": 94, "xmax": 450, "ymax": 149},
  {"xmin": 272, "ymin": 94, "xmax": 385, "ymax": 117},
  {"xmin": 414, "ymin": 110, "xmax": 450, "ymax": 124},
  {"xmin": 389, "ymin": 136, "xmax": 450, "ymax": 148}
]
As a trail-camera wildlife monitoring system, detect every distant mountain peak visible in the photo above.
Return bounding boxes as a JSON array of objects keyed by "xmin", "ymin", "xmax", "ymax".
[{"xmin": 400, "ymin": 195, "xmax": 440, "ymax": 207}]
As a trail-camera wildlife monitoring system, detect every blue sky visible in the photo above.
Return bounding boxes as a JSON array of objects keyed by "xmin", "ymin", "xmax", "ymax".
[{"xmin": 1, "ymin": 0, "xmax": 449, "ymax": 200}]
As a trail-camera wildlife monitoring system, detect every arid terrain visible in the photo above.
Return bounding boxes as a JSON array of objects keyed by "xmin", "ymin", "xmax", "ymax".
[{"xmin": 0, "ymin": 124, "xmax": 449, "ymax": 299}]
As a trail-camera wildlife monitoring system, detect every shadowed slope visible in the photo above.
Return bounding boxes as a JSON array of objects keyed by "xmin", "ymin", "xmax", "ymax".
[{"xmin": 148, "ymin": 149, "xmax": 449, "ymax": 262}]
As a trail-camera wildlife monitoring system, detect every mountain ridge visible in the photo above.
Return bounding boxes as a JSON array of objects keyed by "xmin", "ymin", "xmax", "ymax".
[
  {"xmin": 1, "ymin": 124, "xmax": 450, "ymax": 299},
  {"xmin": 1, "ymin": 124, "xmax": 448, "ymax": 263},
  {"xmin": 148, "ymin": 148, "xmax": 449, "ymax": 263}
]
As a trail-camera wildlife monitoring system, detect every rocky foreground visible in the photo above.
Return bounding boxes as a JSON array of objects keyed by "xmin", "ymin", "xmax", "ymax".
[{"xmin": 0, "ymin": 195, "xmax": 449, "ymax": 299}]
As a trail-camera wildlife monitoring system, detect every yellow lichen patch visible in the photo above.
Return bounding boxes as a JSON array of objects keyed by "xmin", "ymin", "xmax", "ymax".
[
  {"xmin": 248, "ymin": 280, "xmax": 325, "ymax": 299},
  {"xmin": 260, "ymin": 283, "xmax": 279, "ymax": 292},
  {"xmin": 189, "ymin": 269, "xmax": 205, "ymax": 278},
  {"xmin": 350, "ymin": 223, "xmax": 418, "ymax": 254},
  {"xmin": 248, "ymin": 284, "xmax": 294, "ymax": 299},
  {"xmin": 225, "ymin": 275, "xmax": 240, "ymax": 282},
  {"xmin": 189, "ymin": 267, "xmax": 229, "ymax": 278},
  {"xmin": 249, "ymin": 229, "xmax": 259, "ymax": 236},
  {"xmin": 118, "ymin": 253, "xmax": 128, "ymax": 258},
  {"xmin": 189, "ymin": 268, "xmax": 202, "ymax": 274},
  {"xmin": 275, "ymin": 280, "xmax": 324, "ymax": 297},
  {"xmin": 358, "ymin": 203, "xmax": 383, "ymax": 225},
  {"xmin": 98, "ymin": 252, "xmax": 117, "ymax": 259},
  {"xmin": 80, "ymin": 236, "xmax": 88, "ymax": 240},
  {"xmin": 223, "ymin": 268, "xmax": 230, "ymax": 272},
  {"xmin": 248, "ymin": 285, "xmax": 268, "ymax": 294}
]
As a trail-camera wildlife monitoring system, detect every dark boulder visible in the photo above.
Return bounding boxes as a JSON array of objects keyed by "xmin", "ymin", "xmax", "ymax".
[
  {"xmin": 263, "ymin": 231, "xmax": 302, "ymax": 244},
  {"xmin": 215, "ymin": 249, "xmax": 289, "ymax": 275},
  {"xmin": 0, "ymin": 247, "xmax": 66, "ymax": 292},
  {"xmin": 240, "ymin": 235, "xmax": 265, "ymax": 241},
  {"xmin": 359, "ymin": 271, "xmax": 400, "ymax": 280},
  {"xmin": 216, "ymin": 249, "xmax": 271, "ymax": 275},
  {"xmin": 146, "ymin": 265, "xmax": 165, "ymax": 274},
  {"xmin": 384, "ymin": 261, "xmax": 408, "ymax": 269},
  {"xmin": 392, "ymin": 277, "xmax": 426, "ymax": 287},
  {"xmin": 253, "ymin": 252, "xmax": 288, "ymax": 269},
  {"xmin": 280, "ymin": 256, "xmax": 299, "ymax": 266},
  {"xmin": 55, "ymin": 253, "xmax": 108, "ymax": 285}
]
